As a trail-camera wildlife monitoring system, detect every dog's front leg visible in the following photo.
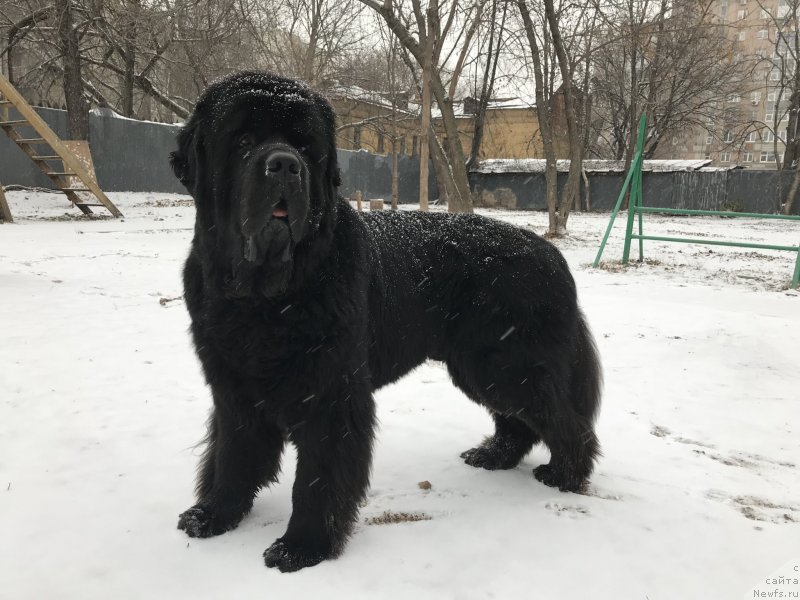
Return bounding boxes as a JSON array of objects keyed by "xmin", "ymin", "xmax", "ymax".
[
  {"xmin": 264, "ymin": 384, "xmax": 376, "ymax": 572},
  {"xmin": 178, "ymin": 395, "xmax": 285, "ymax": 538}
]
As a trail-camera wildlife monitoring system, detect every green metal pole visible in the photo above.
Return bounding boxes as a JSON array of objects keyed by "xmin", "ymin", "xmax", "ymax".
[
  {"xmin": 636, "ymin": 145, "xmax": 644, "ymax": 262},
  {"xmin": 622, "ymin": 116, "xmax": 647, "ymax": 264},
  {"xmin": 592, "ymin": 158, "xmax": 637, "ymax": 267},
  {"xmin": 792, "ymin": 242, "xmax": 800, "ymax": 289},
  {"xmin": 621, "ymin": 164, "xmax": 637, "ymax": 264}
]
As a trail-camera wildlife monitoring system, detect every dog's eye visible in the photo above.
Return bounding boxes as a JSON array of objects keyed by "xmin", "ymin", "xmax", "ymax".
[{"xmin": 237, "ymin": 134, "xmax": 255, "ymax": 149}]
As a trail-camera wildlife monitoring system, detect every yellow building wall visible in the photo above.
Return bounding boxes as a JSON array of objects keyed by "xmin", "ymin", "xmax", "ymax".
[
  {"xmin": 330, "ymin": 98, "xmax": 418, "ymax": 156},
  {"xmin": 332, "ymin": 96, "xmax": 570, "ymax": 160},
  {"xmin": 451, "ymin": 108, "xmax": 546, "ymax": 159}
]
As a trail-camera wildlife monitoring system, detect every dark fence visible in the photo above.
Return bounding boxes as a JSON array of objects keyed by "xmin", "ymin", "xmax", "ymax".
[
  {"xmin": 1, "ymin": 107, "xmax": 797, "ymax": 215},
  {"xmin": 0, "ymin": 107, "xmax": 184, "ymax": 193},
  {"xmin": 469, "ymin": 169, "xmax": 799, "ymax": 215}
]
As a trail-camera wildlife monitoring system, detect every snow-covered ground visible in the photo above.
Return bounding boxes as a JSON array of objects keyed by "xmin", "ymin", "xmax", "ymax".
[{"xmin": 1, "ymin": 191, "xmax": 798, "ymax": 599}]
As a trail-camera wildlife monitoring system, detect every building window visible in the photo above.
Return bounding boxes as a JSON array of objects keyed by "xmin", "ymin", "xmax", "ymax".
[
  {"xmin": 764, "ymin": 129, "xmax": 775, "ymax": 142},
  {"xmin": 760, "ymin": 151, "xmax": 776, "ymax": 162},
  {"xmin": 751, "ymin": 91, "xmax": 762, "ymax": 104},
  {"xmin": 721, "ymin": 152, "xmax": 732, "ymax": 163},
  {"xmin": 706, "ymin": 134, "xmax": 713, "ymax": 145},
  {"xmin": 737, "ymin": 9, "xmax": 747, "ymax": 20},
  {"xmin": 745, "ymin": 131, "xmax": 757, "ymax": 142},
  {"xmin": 758, "ymin": 29, "xmax": 768, "ymax": 39},
  {"xmin": 411, "ymin": 135, "xmax": 418, "ymax": 156},
  {"xmin": 738, "ymin": 30, "xmax": 747, "ymax": 41},
  {"xmin": 672, "ymin": 136, "xmax": 679, "ymax": 146},
  {"xmin": 398, "ymin": 136, "xmax": 406, "ymax": 155},
  {"xmin": 728, "ymin": 93, "xmax": 741, "ymax": 103},
  {"xmin": 377, "ymin": 133, "xmax": 385, "ymax": 153},
  {"xmin": 743, "ymin": 152, "xmax": 754, "ymax": 162},
  {"xmin": 724, "ymin": 130, "xmax": 735, "ymax": 143}
]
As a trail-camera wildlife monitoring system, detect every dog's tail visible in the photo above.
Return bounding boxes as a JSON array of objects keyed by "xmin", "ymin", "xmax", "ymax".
[{"xmin": 572, "ymin": 311, "xmax": 603, "ymax": 426}]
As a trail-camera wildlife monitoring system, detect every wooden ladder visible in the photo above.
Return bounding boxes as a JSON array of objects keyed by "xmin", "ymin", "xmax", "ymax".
[{"xmin": 0, "ymin": 72, "xmax": 122, "ymax": 218}]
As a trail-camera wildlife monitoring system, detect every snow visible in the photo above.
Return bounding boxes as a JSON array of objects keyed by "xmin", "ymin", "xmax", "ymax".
[
  {"xmin": 1, "ymin": 191, "xmax": 798, "ymax": 599},
  {"xmin": 476, "ymin": 158, "xmax": 715, "ymax": 174}
]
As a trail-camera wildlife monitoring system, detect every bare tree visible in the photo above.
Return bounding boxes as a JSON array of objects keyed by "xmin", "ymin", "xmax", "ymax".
[
  {"xmin": 246, "ymin": 0, "xmax": 366, "ymax": 87},
  {"xmin": 515, "ymin": 0, "xmax": 597, "ymax": 235},
  {"xmin": 357, "ymin": 0, "xmax": 488, "ymax": 213},
  {"xmin": 755, "ymin": 0, "xmax": 800, "ymax": 213},
  {"xmin": 590, "ymin": 1, "xmax": 757, "ymax": 162},
  {"xmin": 466, "ymin": 0, "xmax": 508, "ymax": 171}
]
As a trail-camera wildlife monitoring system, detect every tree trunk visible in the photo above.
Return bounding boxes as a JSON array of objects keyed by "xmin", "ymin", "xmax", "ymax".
[
  {"xmin": 429, "ymin": 132, "xmax": 457, "ymax": 206},
  {"xmin": 391, "ymin": 139, "xmax": 399, "ymax": 210},
  {"xmin": 418, "ymin": 29, "xmax": 433, "ymax": 212},
  {"xmin": 785, "ymin": 164, "xmax": 800, "ymax": 214},
  {"xmin": 56, "ymin": 0, "xmax": 89, "ymax": 140},
  {"xmin": 122, "ymin": 9, "xmax": 137, "ymax": 118},
  {"xmin": 432, "ymin": 91, "xmax": 473, "ymax": 213},
  {"xmin": 467, "ymin": 0, "xmax": 505, "ymax": 172},
  {"xmin": 544, "ymin": 0, "xmax": 582, "ymax": 233},
  {"xmin": 518, "ymin": 0, "xmax": 559, "ymax": 234}
]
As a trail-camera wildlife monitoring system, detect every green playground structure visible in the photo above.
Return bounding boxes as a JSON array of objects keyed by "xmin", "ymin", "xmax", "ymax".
[{"xmin": 593, "ymin": 115, "xmax": 800, "ymax": 289}]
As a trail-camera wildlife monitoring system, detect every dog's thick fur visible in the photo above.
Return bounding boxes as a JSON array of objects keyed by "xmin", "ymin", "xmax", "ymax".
[{"xmin": 172, "ymin": 71, "xmax": 602, "ymax": 572}]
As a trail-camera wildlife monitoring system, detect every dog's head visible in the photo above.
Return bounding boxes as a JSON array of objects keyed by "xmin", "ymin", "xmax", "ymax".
[{"xmin": 171, "ymin": 71, "xmax": 341, "ymax": 298}]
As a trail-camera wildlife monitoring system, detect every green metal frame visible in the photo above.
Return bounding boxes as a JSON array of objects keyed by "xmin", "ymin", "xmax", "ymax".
[{"xmin": 593, "ymin": 115, "xmax": 800, "ymax": 289}]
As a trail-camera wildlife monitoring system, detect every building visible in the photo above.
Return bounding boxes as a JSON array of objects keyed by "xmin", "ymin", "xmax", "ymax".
[
  {"xmin": 331, "ymin": 85, "xmax": 572, "ymax": 163},
  {"xmin": 433, "ymin": 92, "xmax": 571, "ymax": 162},
  {"xmin": 667, "ymin": 0, "xmax": 796, "ymax": 169},
  {"xmin": 328, "ymin": 85, "xmax": 421, "ymax": 157}
]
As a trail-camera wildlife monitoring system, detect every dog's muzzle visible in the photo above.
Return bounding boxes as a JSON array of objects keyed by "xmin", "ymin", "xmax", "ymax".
[{"xmin": 240, "ymin": 146, "xmax": 308, "ymax": 263}]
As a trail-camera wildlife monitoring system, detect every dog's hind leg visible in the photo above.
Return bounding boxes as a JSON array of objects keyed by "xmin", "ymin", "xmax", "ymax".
[
  {"xmin": 530, "ymin": 315, "xmax": 602, "ymax": 492},
  {"xmin": 460, "ymin": 411, "xmax": 540, "ymax": 470},
  {"xmin": 178, "ymin": 402, "xmax": 284, "ymax": 538},
  {"xmin": 528, "ymin": 411, "xmax": 599, "ymax": 493},
  {"xmin": 449, "ymin": 337, "xmax": 600, "ymax": 491},
  {"xmin": 448, "ymin": 359, "xmax": 539, "ymax": 470}
]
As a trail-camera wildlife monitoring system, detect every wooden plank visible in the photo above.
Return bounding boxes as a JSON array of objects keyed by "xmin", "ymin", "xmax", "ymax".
[
  {"xmin": 0, "ymin": 73, "xmax": 122, "ymax": 218},
  {"xmin": 62, "ymin": 140, "xmax": 98, "ymax": 207},
  {"xmin": 0, "ymin": 182, "xmax": 13, "ymax": 223}
]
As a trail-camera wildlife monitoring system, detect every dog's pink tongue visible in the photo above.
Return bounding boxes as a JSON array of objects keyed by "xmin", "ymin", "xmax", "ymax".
[{"xmin": 273, "ymin": 207, "xmax": 288, "ymax": 218}]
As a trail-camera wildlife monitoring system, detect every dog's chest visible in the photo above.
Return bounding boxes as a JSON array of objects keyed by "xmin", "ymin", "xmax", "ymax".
[{"xmin": 199, "ymin": 297, "xmax": 349, "ymax": 376}]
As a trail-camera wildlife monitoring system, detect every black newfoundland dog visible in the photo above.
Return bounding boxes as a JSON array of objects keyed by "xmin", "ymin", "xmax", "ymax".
[{"xmin": 171, "ymin": 71, "xmax": 602, "ymax": 572}]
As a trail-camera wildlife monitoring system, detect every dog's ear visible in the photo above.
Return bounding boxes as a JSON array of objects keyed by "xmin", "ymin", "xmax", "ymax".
[
  {"xmin": 169, "ymin": 150, "xmax": 189, "ymax": 185},
  {"xmin": 170, "ymin": 120, "xmax": 198, "ymax": 188}
]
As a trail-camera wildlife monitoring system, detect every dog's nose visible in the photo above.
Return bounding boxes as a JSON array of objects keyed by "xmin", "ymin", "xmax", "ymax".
[{"xmin": 265, "ymin": 151, "xmax": 301, "ymax": 177}]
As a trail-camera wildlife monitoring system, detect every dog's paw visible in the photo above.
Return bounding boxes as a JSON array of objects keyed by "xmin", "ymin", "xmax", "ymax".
[
  {"xmin": 177, "ymin": 505, "xmax": 241, "ymax": 538},
  {"xmin": 263, "ymin": 538, "xmax": 328, "ymax": 572},
  {"xmin": 533, "ymin": 464, "xmax": 587, "ymax": 493},
  {"xmin": 461, "ymin": 445, "xmax": 519, "ymax": 470}
]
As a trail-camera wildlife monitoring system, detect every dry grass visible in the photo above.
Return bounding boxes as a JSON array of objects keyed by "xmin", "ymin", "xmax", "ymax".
[{"xmin": 364, "ymin": 511, "xmax": 432, "ymax": 526}]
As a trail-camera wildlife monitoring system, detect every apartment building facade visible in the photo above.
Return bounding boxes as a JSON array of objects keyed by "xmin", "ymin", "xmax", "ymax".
[{"xmin": 667, "ymin": 0, "xmax": 795, "ymax": 169}]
